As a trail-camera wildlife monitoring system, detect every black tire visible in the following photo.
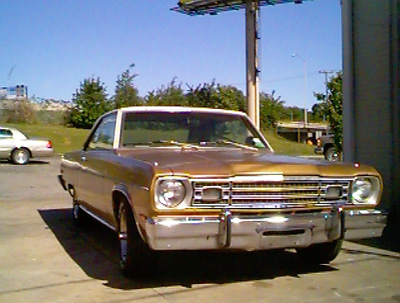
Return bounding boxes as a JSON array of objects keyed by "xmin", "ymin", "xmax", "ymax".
[
  {"xmin": 11, "ymin": 148, "xmax": 30, "ymax": 165},
  {"xmin": 296, "ymin": 239, "xmax": 343, "ymax": 264},
  {"xmin": 325, "ymin": 147, "xmax": 340, "ymax": 162},
  {"xmin": 117, "ymin": 200, "xmax": 154, "ymax": 278}
]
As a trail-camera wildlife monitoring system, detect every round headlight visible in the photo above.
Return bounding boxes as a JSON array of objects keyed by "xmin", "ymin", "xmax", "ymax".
[
  {"xmin": 351, "ymin": 177, "xmax": 381, "ymax": 205},
  {"xmin": 156, "ymin": 180, "xmax": 186, "ymax": 208},
  {"xmin": 352, "ymin": 178, "xmax": 373, "ymax": 202}
]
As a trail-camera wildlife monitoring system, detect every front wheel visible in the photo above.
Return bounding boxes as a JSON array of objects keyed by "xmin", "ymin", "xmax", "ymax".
[
  {"xmin": 118, "ymin": 200, "xmax": 154, "ymax": 278},
  {"xmin": 11, "ymin": 148, "xmax": 30, "ymax": 165},
  {"xmin": 296, "ymin": 239, "xmax": 343, "ymax": 264}
]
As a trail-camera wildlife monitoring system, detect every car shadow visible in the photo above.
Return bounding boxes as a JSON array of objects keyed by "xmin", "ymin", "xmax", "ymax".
[
  {"xmin": 39, "ymin": 208, "xmax": 338, "ymax": 290},
  {"xmin": 28, "ymin": 160, "xmax": 51, "ymax": 165},
  {"xmin": 0, "ymin": 159, "xmax": 50, "ymax": 165},
  {"xmin": 350, "ymin": 223, "xmax": 400, "ymax": 254}
]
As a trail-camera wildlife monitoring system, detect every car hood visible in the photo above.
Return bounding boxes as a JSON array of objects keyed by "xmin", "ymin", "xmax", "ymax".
[{"xmin": 116, "ymin": 148, "xmax": 379, "ymax": 178}]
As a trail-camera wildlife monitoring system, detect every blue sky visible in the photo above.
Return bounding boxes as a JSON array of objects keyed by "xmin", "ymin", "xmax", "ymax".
[{"xmin": 0, "ymin": 0, "xmax": 342, "ymax": 109}]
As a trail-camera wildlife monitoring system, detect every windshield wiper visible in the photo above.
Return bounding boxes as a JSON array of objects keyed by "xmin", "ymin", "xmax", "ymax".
[
  {"xmin": 149, "ymin": 140, "xmax": 199, "ymax": 150},
  {"xmin": 123, "ymin": 141, "xmax": 186, "ymax": 147},
  {"xmin": 205, "ymin": 139, "xmax": 259, "ymax": 151}
]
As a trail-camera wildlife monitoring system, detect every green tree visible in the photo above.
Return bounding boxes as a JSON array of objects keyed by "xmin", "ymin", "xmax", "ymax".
[
  {"xmin": 280, "ymin": 106, "xmax": 304, "ymax": 122},
  {"xmin": 315, "ymin": 72, "xmax": 343, "ymax": 151},
  {"xmin": 67, "ymin": 77, "xmax": 112, "ymax": 129},
  {"xmin": 311, "ymin": 103, "xmax": 326, "ymax": 122},
  {"xmin": 145, "ymin": 78, "xmax": 187, "ymax": 106},
  {"xmin": 114, "ymin": 64, "xmax": 142, "ymax": 108},
  {"xmin": 259, "ymin": 90, "xmax": 285, "ymax": 130},
  {"xmin": 186, "ymin": 81, "xmax": 245, "ymax": 111},
  {"xmin": 186, "ymin": 81, "xmax": 219, "ymax": 108},
  {"xmin": 216, "ymin": 85, "xmax": 246, "ymax": 112}
]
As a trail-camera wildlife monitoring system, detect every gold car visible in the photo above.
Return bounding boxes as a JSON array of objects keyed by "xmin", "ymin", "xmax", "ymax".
[{"xmin": 58, "ymin": 106, "xmax": 387, "ymax": 277}]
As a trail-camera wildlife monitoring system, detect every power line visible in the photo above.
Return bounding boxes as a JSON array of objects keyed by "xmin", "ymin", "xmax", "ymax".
[{"xmin": 229, "ymin": 71, "xmax": 321, "ymax": 87}]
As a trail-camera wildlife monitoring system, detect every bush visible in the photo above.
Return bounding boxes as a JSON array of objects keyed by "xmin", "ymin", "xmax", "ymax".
[
  {"xmin": 0, "ymin": 99, "xmax": 37, "ymax": 124},
  {"xmin": 36, "ymin": 110, "xmax": 66, "ymax": 125}
]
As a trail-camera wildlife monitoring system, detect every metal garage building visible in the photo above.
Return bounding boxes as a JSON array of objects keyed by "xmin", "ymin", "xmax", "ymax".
[{"xmin": 342, "ymin": 0, "xmax": 400, "ymax": 222}]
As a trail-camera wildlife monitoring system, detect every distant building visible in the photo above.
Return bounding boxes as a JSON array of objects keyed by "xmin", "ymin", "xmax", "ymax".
[
  {"xmin": 276, "ymin": 121, "xmax": 329, "ymax": 144},
  {"xmin": 0, "ymin": 85, "xmax": 28, "ymax": 100}
]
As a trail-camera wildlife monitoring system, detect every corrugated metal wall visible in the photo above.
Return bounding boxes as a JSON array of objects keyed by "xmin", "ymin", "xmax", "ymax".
[{"xmin": 342, "ymin": 0, "xmax": 400, "ymax": 219}]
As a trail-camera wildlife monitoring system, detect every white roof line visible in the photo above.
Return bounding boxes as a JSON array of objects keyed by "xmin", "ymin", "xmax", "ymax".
[{"xmin": 118, "ymin": 106, "xmax": 247, "ymax": 116}]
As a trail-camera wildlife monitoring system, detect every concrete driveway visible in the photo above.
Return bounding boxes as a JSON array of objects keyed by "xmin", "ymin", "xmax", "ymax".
[{"xmin": 0, "ymin": 157, "xmax": 399, "ymax": 303}]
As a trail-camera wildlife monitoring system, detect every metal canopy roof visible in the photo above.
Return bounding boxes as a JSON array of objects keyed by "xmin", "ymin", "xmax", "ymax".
[{"xmin": 172, "ymin": 0, "xmax": 309, "ymax": 16}]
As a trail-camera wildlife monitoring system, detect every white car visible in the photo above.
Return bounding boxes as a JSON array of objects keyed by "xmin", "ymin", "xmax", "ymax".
[{"xmin": 0, "ymin": 126, "xmax": 54, "ymax": 165}]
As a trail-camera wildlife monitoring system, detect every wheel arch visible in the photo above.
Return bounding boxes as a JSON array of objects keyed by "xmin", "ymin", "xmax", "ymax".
[
  {"xmin": 324, "ymin": 143, "xmax": 335, "ymax": 151},
  {"xmin": 112, "ymin": 185, "xmax": 131, "ymax": 222},
  {"xmin": 112, "ymin": 184, "xmax": 146, "ymax": 241},
  {"xmin": 323, "ymin": 143, "xmax": 335, "ymax": 155}
]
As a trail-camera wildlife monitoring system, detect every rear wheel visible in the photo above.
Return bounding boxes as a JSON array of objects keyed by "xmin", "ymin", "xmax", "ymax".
[
  {"xmin": 11, "ymin": 148, "xmax": 30, "ymax": 165},
  {"xmin": 296, "ymin": 239, "xmax": 343, "ymax": 264},
  {"xmin": 118, "ymin": 200, "xmax": 154, "ymax": 278}
]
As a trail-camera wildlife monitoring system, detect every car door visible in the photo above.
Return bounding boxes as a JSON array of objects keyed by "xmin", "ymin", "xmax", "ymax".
[
  {"xmin": 0, "ymin": 128, "xmax": 14, "ymax": 159},
  {"xmin": 77, "ymin": 113, "xmax": 117, "ymax": 219}
]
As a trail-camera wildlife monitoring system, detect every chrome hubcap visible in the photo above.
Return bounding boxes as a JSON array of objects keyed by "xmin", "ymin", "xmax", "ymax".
[
  {"xmin": 15, "ymin": 150, "xmax": 28, "ymax": 164},
  {"xmin": 331, "ymin": 152, "xmax": 340, "ymax": 161},
  {"xmin": 119, "ymin": 208, "xmax": 128, "ymax": 262}
]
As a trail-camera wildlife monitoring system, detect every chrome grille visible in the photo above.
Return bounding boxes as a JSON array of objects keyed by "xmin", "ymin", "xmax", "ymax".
[
  {"xmin": 193, "ymin": 181, "xmax": 230, "ymax": 206},
  {"xmin": 191, "ymin": 177, "xmax": 350, "ymax": 208}
]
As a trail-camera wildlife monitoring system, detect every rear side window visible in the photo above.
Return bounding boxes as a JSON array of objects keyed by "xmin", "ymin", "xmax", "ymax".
[{"xmin": 0, "ymin": 129, "xmax": 13, "ymax": 139}]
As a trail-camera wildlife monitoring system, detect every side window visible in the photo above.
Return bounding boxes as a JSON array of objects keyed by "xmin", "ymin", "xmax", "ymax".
[
  {"xmin": 87, "ymin": 113, "xmax": 117, "ymax": 150},
  {"xmin": 0, "ymin": 129, "xmax": 13, "ymax": 139}
]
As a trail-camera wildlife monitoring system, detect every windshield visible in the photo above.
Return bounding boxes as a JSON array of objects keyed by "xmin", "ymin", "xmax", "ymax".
[{"xmin": 121, "ymin": 111, "xmax": 270, "ymax": 150}]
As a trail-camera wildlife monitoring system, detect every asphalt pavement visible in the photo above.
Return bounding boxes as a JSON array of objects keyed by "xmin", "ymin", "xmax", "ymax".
[{"xmin": 0, "ymin": 157, "xmax": 399, "ymax": 303}]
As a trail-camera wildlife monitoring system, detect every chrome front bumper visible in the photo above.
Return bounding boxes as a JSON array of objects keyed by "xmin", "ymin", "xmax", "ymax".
[{"xmin": 144, "ymin": 208, "xmax": 387, "ymax": 251}]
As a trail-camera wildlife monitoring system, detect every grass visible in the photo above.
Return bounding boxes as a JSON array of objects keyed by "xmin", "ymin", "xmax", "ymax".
[
  {"xmin": 2, "ymin": 123, "xmax": 316, "ymax": 156},
  {"xmin": 262, "ymin": 130, "xmax": 316, "ymax": 156}
]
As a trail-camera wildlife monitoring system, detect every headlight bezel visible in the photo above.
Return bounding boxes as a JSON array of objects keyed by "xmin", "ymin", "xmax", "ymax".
[
  {"xmin": 154, "ymin": 177, "xmax": 192, "ymax": 209},
  {"xmin": 350, "ymin": 176, "xmax": 381, "ymax": 205}
]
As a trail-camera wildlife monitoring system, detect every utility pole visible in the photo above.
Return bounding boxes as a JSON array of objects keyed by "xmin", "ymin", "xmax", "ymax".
[
  {"xmin": 246, "ymin": 0, "xmax": 260, "ymax": 129},
  {"xmin": 174, "ymin": 0, "xmax": 310, "ymax": 130},
  {"xmin": 292, "ymin": 53, "xmax": 307, "ymax": 125},
  {"xmin": 319, "ymin": 70, "xmax": 334, "ymax": 130},
  {"xmin": 319, "ymin": 70, "xmax": 334, "ymax": 99}
]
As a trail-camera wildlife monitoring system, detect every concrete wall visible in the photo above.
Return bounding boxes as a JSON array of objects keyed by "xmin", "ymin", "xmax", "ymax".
[{"xmin": 342, "ymin": 0, "xmax": 400, "ymax": 219}]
